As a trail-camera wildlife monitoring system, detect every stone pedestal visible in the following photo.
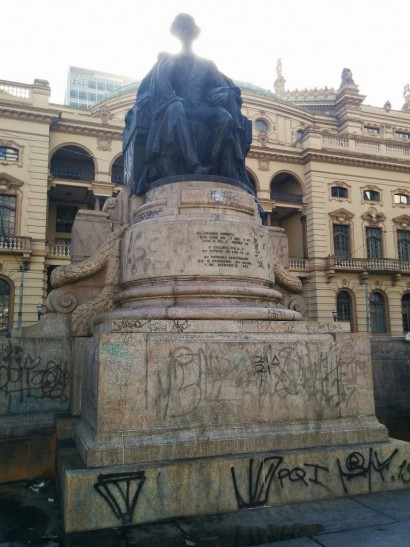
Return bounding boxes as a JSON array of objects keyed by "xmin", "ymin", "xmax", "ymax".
[
  {"xmin": 58, "ymin": 179, "xmax": 409, "ymax": 532},
  {"xmin": 74, "ymin": 320, "xmax": 386, "ymax": 469},
  {"xmin": 108, "ymin": 180, "xmax": 302, "ymax": 321}
]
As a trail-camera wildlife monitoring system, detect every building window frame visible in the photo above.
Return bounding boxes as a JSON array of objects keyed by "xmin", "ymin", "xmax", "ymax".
[
  {"xmin": 361, "ymin": 185, "xmax": 383, "ymax": 206},
  {"xmin": 329, "ymin": 209, "xmax": 354, "ymax": 259},
  {"xmin": 397, "ymin": 230, "xmax": 410, "ymax": 261},
  {"xmin": 336, "ymin": 289, "xmax": 356, "ymax": 332},
  {"xmin": 0, "ymin": 276, "xmax": 14, "ymax": 332},
  {"xmin": 0, "ymin": 140, "xmax": 23, "ymax": 167},
  {"xmin": 366, "ymin": 226, "xmax": 383, "ymax": 259},
  {"xmin": 402, "ymin": 293, "xmax": 410, "ymax": 333},
  {"xmin": 254, "ymin": 117, "xmax": 270, "ymax": 133},
  {"xmin": 55, "ymin": 205, "xmax": 78, "ymax": 234},
  {"xmin": 392, "ymin": 188, "xmax": 410, "ymax": 207},
  {"xmin": 369, "ymin": 291, "xmax": 388, "ymax": 334},
  {"xmin": 333, "ymin": 224, "xmax": 351, "ymax": 258},
  {"xmin": 363, "ymin": 125, "xmax": 380, "ymax": 135}
]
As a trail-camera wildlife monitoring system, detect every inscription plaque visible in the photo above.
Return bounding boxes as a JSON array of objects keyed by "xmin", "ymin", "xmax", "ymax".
[{"xmin": 197, "ymin": 231, "xmax": 252, "ymax": 268}]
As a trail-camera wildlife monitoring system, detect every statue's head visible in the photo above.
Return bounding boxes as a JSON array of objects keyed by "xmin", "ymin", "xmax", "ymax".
[{"xmin": 170, "ymin": 13, "xmax": 200, "ymax": 43}]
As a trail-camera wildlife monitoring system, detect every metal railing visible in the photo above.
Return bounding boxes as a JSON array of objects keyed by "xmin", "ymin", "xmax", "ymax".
[
  {"xmin": 270, "ymin": 192, "xmax": 303, "ymax": 204},
  {"xmin": 50, "ymin": 167, "xmax": 94, "ymax": 181}
]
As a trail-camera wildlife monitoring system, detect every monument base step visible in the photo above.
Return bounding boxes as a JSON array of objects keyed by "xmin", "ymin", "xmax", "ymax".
[{"xmin": 59, "ymin": 439, "xmax": 410, "ymax": 533}]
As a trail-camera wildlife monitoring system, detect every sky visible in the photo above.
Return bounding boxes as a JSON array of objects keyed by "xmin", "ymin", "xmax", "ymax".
[{"xmin": 1, "ymin": 0, "xmax": 409, "ymax": 110}]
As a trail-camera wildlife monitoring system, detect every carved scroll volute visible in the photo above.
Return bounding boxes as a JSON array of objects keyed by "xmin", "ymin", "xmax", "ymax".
[{"xmin": 46, "ymin": 288, "xmax": 78, "ymax": 314}]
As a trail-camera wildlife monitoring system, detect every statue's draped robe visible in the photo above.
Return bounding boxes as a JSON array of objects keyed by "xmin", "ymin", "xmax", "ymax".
[{"xmin": 124, "ymin": 53, "xmax": 254, "ymax": 196}]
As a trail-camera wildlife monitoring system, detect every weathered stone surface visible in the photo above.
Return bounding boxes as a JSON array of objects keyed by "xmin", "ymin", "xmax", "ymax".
[
  {"xmin": 109, "ymin": 181, "xmax": 302, "ymax": 321},
  {"xmin": 0, "ymin": 430, "xmax": 55, "ymax": 484},
  {"xmin": 0, "ymin": 334, "xmax": 72, "ymax": 435},
  {"xmin": 59, "ymin": 439, "xmax": 410, "ymax": 532},
  {"xmin": 75, "ymin": 320, "xmax": 386, "ymax": 468},
  {"xmin": 71, "ymin": 210, "xmax": 112, "ymax": 264}
]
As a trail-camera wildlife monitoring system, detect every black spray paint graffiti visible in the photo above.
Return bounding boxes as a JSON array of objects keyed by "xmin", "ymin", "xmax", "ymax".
[
  {"xmin": 231, "ymin": 457, "xmax": 329, "ymax": 508},
  {"xmin": 156, "ymin": 341, "xmax": 366, "ymax": 421},
  {"xmin": 0, "ymin": 338, "xmax": 69, "ymax": 414},
  {"xmin": 231, "ymin": 449, "xmax": 410, "ymax": 509},
  {"xmin": 94, "ymin": 471, "xmax": 146, "ymax": 525},
  {"xmin": 337, "ymin": 448, "xmax": 410, "ymax": 493}
]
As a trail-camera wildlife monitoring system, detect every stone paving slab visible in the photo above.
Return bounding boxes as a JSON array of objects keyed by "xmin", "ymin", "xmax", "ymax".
[
  {"xmin": 312, "ymin": 520, "xmax": 410, "ymax": 547},
  {"xmin": 352, "ymin": 488, "xmax": 410, "ymax": 521},
  {"xmin": 1, "ymin": 480, "xmax": 410, "ymax": 546}
]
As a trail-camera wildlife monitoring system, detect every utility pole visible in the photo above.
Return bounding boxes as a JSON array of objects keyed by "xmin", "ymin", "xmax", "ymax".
[{"xmin": 17, "ymin": 264, "xmax": 25, "ymax": 329}]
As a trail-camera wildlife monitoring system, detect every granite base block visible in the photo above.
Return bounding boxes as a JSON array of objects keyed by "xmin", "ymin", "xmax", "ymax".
[{"xmin": 59, "ymin": 439, "xmax": 410, "ymax": 533}]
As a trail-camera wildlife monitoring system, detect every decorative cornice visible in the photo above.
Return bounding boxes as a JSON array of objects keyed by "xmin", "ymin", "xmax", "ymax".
[
  {"xmin": 0, "ymin": 106, "xmax": 57, "ymax": 123},
  {"xmin": 329, "ymin": 208, "xmax": 354, "ymax": 223},
  {"xmin": 0, "ymin": 172, "xmax": 24, "ymax": 192},
  {"xmin": 393, "ymin": 214, "xmax": 410, "ymax": 229},
  {"xmin": 52, "ymin": 123, "xmax": 121, "ymax": 139}
]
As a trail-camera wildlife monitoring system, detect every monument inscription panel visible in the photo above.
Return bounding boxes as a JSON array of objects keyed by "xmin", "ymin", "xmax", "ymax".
[{"xmin": 196, "ymin": 230, "xmax": 252, "ymax": 269}]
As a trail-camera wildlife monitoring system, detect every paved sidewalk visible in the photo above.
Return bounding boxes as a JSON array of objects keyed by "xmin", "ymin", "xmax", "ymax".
[{"xmin": 0, "ymin": 480, "xmax": 409, "ymax": 546}]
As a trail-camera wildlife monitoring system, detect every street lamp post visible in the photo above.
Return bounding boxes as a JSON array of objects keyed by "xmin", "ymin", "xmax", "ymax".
[
  {"xmin": 332, "ymin": 308, "xmax": 338, "ymax": 322},
  {"xmin": 17, "ymin": 264, "xmax": 25, "ymax": 329},
  {"xmin": 36, "ymin": 303, "xmax": 43, "ymax": 321}
]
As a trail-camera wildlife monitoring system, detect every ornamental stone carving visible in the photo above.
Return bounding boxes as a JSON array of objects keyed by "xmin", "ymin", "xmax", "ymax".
[
  {"xmin": 97, "ymin": 137, "xmax": 112, "ymax": 152},
  {"xmin": 329, "ymin": 208, "xmax": 354, "ymax": 224},
  {"xmin": 361, "ymin": 207, "xmax": 385, "ymax": 225},
  {"xmin": 99, "ymin": 106, "xmax": 112, "ymax": 125},
  {"xmin": 257, "ymin": 132, "xmax": 268, "ymax": 147},
  {"xmin": 392, "ymin": 215, "xmax": 410, "ymax": 230},
  {"xmin": 258, "ymin": 159, "xmax": 270, "ymax": 171},
  {"xmin": 0, "ymin": 173, "xmax": 23, "ymax": 193}
]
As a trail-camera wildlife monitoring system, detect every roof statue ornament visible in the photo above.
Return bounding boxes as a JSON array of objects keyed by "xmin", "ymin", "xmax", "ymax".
[
  {"xmin": 273, "ymin": 57, "xmax": 286, "ymax": 95},
  {"xmin": 402, "ymin": 84, "xmax": 410, "ymax": 112},
  {"xmin": 123, "ymin": 13, "xmax": 255, "ymax": 198},
  {"xmin": 276, "ymin": 58, "xmax": 283, "ymax": 78},
  {"xmin": 340, "ymin": 68, "xmax": 355, "ymax": 87}
]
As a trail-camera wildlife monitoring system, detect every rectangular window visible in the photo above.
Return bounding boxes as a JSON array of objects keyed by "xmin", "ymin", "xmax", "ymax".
[
  {"xmin": 366, "ymin": 227, "xmax": 383, "ymax": 258},
  {"xmin": 364, "ymin": 190, "xmax": 380, "ymax": 202},
  {"xmin": 0, "ymin": 195, "xmax": 16, "ymax": 236},
  {"xmin": 364, "ymin": 126, "xmax": 379, "ymax": 135},
  {"xmin": 395, "ymin": 131, "xmax": 410, "ymax": 139},
  {"xmin": 398, "ymin": 230, "xmax": 410, "ymax": 261},
  {"xmin": 56, "ymin": 205, "xmax": 78, "ymax": 233},
  {"xmin": 331, "ymin": 186, "xmax": 348, "ymax": 199},
  {"xmin": 333, "ymin": 224, "xmax": 350, "ymax": 257},
  {"xmin": 394, "ymin": 194, "xmax": 409, "ymax": 205}
]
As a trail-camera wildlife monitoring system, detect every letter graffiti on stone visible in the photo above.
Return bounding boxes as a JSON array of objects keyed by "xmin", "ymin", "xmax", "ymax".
[
  {"xmin": 0, "ymin": 337, "xmax": 69, "ymax": 415},
  {"xmin": 231, "ymin": 448, "xmax": 409, "ymax": 509},
  {"xmin": 231, "ymin": 457, "xmax": 330, "ymax": 508},
  {"xmin": 94, "ymin": 471, "xmax": 146, "ymax": 525},
  {"xmin": 337, "ymin": 448, "xmax": 401, "ymax": 493},
  {"xmin": 155, "ymin": 341, "xmax": 366, "ymax": 422}
]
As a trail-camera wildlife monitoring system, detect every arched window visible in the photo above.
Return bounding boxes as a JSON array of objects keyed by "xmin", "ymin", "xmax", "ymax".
[
  {"xmin": 370, "ymin": 291, "xmax": 387, "ymax": 334},
  {"xmin": 337, "ymin": 291, "xmax": 351, "ymax": 321},
  {"xmin": 111, "ymin": 155, "xmax": 124, "ymax": 184},
  {"xmin": 402, "ymin": 294, "xmax": 410, "ymax": 333},
  {"xmin": 337, "ymin": 290, "xmax": 356, "ymax": 332},
  {"xmin": 246, "ymin": 170, "xmax": 258, "ymax": 194},
  {"xmin": 50, "ymin": 145, "xmax": 95, "ymax": 181},
  {"xmin": 0, "ymin": 278, "xmax": 11, "ymax": 332}
]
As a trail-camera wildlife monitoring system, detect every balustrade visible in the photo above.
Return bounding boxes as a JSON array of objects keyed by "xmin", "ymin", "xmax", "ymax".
[
  {"xmin": 0, "ymin": 236, "xmax": 30, "ymax": 251},
  {"xmin": 329, "ymin": 256, "xmax": 410, "ymax": 273},
  {"xmin": 47, "ymin": 243, "xmax": 72, "ymax": 258}
]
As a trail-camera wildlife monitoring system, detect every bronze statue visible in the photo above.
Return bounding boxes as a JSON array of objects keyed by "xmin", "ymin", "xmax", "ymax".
[{"xmin": 124, "ymin": 14, "xmax": 254, "ymax": 197}]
